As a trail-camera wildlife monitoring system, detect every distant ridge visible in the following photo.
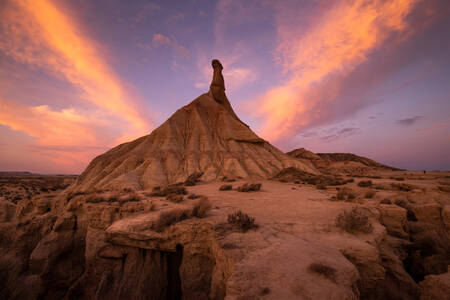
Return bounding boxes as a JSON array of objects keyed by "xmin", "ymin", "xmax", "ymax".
[{"xmin": 287, "ymin": 148, "xmax": 401, "ymax": 171}]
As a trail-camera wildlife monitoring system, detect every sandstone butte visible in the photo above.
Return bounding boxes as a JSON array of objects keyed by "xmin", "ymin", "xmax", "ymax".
[
  {"xmin": 0, "ymin": 60, "xmax": 449, "ymax": 300},
  {"xmin": 73, "ymin": 59, "xmax": 316, "ymax": 191}
]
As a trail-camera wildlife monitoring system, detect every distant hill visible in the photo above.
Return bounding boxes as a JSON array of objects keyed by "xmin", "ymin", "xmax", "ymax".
[
  {"xmin": 0, "ymin": 171, "xmax": 34, "ymax": 177},
  {"xmin": 287, "ymin": 148, "xmax": 401, "ymax": 172}
]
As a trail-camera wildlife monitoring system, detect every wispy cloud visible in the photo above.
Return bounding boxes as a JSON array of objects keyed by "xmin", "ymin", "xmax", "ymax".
[
  {"xmin": 321, "ymin": 127, "xmax": 360, "ymax": 142},
  {"xmin": 253, "ymin": 0, "xmax": 422, "ymax": 142},
  {"xmin": 0, "ymin": 0, "xmax": 152, "ymax": 133},
  {"xmin": 141, "ymin": 33, "xmax": 190, "ymax": 59},
  {"xmin": 396, "ymin": 116, "xmax": 422, "ymax": 126}
]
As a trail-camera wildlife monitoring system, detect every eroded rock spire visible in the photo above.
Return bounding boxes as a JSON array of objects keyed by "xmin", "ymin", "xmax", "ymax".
[{"xmin": 209, "ymin": 59, "xmax": 227, "ymax": 103}]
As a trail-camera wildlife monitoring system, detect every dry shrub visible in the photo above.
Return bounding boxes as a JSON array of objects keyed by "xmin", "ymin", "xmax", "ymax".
[
  {"xmin": 380, "ymin": 198, "xmax": 392, "ymax": 204},
  {"xmin": 391, "ymin": 183, "xmax": 416, "ymax": 192},
  {"xmin": 187, "ymin": 194, "xmax": 200, "ymax": 199},
  {"xmin": 273, "ymin": 167, "xmax": 350, "ymax": 186},
  {"xmin": 154, "ymin": 208, "xmax": 191, "ymax": 232},
  {"xmin": 222, "ymin": 176, "xmax": 236, "ymax": 182},
  {"xmin": 307, "ymin": 263, "xmax": 337, "ymax": 283},
  {"xmin": 119, "ymin": 192, "xmax": 141, "ymax": 204},
  {"xmin": 149, "ymin": 186, "xmax": 187, "ymax": 197},
  {"xmin": 219, "ymin": 184, "xmax": 233, "ymax": 191},
  {"xmin": 184, "ymin": 172, "xmax": 203, "ymax": 186},
  {"xmin": 227, "ymin": 210, "xmax": 258, "ymax": 232},
  {"xmin": 166, "ymin": 194, "xmax": 183, "ymax": 203},
  {"xmin": 336, "ymin": 187, "xmax": 357, "ymax": 202},
  {"xmin": 316, "ymin": 184, "xmax": 327, "ymax": 190},
  {"xmin": 437, "ymin": 186, "xmax": 450, "ymax": 193},
  {"xmin": 237, "ymin": 183, "xmax": 261, "ymax": 192},
  {"xmin": 191, "ymin": 197, "xmax": 211, "ymax": 218},
  {"xmin": 336, "ymin": 207, "xmax": 373, "ymax": 234},
  {"xmin": 358, "ymin": 180, "xmax": 372, "ymax": 187},
  {"xmin": 364, "ymin": 190, "xmax": 376, "ymax": 199}
]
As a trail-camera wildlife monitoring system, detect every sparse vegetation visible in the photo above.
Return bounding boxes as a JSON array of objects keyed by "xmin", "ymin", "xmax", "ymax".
[
  {"xmin": 335, "ymin": 187, "xmax": 357, "ymax": 202},
  {"xmin": 227, "ymin": 210, "xmax": 258, "ymax": 232},
  {"xmin": 166, "ymin": 194, "xmax": 183, "ymax": 203},
  {"xmin": 191, "ymin": 197, "xmax": 211, "ymax": 218},
  {"xmin": 316, "ymin": 184, "xmax": 326, "ymax": 190},
  {"xmin": 380, "ymin": 198, "xmax": 392, "ymax": 204},
  {"xmin": 307, "ymin": 263, "xmax": 337, "ymax": 283},
  {"xmin": 364, "ymin": 190, "xmax": 376, "ymax": 199},
  {"xmin": 153, "ymin": 208, "xmax": 191, "ymax": 232},
  {"xmin": 237, "ymin": 183, "xmax": 261, "ymax": 192},
  {"xmin": 335, "ymin": 207, "xmax": 373, "ymax": 234},
  {"xmin": 219, "ymin": 184, "xmax": 233, "ymax": 191},
  {"xmin": 358, "ymin": 180, "xmax": 372, "ymax": 187},
  {"xmin": 438, "ymin": 185, "xmax": 450, "ymax": 193},
  {"xmin": 149, "ymin": 185, "xmax": 187, "ymax": 197},
  {"xmin": 390, "ymin": 183, "xmax": 416, "ymax": 192},
  {"xmin": 187, "ymin": 193, "xmax": 200, "ymax": 199},
  {"xmin": 274, "ymin": 167, "xmax": 352, "ymax": 186},
  {"xmin": 184, "ymin": 172, "xmax": 203, "ymax": 186}
]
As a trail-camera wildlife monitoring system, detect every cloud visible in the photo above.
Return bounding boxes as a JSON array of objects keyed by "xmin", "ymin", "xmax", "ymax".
[
  {"xmin": 396, "ymin": 116, "xmax": 422, "ymax": 126},
  {"xmin": 133, "ymin": 2, "xmax": 161, "ymax": 24},
  {"xmin": 147, "ymin": 33, "xmax": 189, "ymax": 59},
  {"xmin": 321, "ymin": 127, "xmax": 360, "ymax": 142},
  {"xmin": 253, "ymin": 0, "xmax": 424, "ymax": 142},
  {"xmin": 0, "ymin": 98, "xmax": 102, "ymax": 147},
  {"xmin": 0, "ymin": 0, "xmax": 152, "ymax": 133}
]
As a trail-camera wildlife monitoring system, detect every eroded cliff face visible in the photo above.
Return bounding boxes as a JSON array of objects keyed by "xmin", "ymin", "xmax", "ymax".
[{"xmin": 0, "ymin": 190, "xmax": 233, "ymax": 300}]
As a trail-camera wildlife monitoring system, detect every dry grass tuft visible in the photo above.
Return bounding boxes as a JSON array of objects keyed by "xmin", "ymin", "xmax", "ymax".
[
  {"xmin": 219, "ymin": 184, "xmax": 233, "ymax": 191},
  {"xmin": 358, "ymin": 180, "xmax": 372, "ymax": 187},
  {"xmin": 335, "ymin": 187, "xmax": 357, "ymax": 202},
  {"xmin": 153, "ymin": 208, "xmax": 191, "ymax": 232},
  {"xmin": 237, "ymin": 183, "xmax": 261, "ymax": 192},
  {"xmin": 336, "ymin": 207, "xmax": 373, "ymax": 234},
  {"xmin": 380, "ymin": 198, "xmax": 392, "ymax": 204},
  {"xmin": 364, "ymin": 190, "xmax": 376, "ymax": 199},
  {"xmin": 227, "ymin": 210, "xmax": 258, "ymax": 232},
  {"xmin": 390, "ymin": 183, "xmax": 416, "ymax": 192},
  {"xmin": 307, "ymin": 263, "xmax": 337, "ymax": 282},
  {"xmin": 191, "ymin": 196, "xmax": 212, "ymax": 218},
  {"xmin": 149, "ymin": 185, "xmax": 187, "ymax": 197},
  {"xmin": 166, "ymin": 194, "xmax": 183, "ymax": 203}
]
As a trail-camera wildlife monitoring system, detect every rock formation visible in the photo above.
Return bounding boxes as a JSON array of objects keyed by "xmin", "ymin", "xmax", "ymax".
[
  {"xmin": 73, "ymin": 60, "xmax": 316, "ymax": 191},
  {"xmin": 287, "ymin": 148, "xmax": 400, "ymax": 173}
]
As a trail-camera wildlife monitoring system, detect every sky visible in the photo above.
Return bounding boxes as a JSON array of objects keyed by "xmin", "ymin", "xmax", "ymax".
[{"xmin": 0, "ymin": 0, "xmax": 449, "ymax": 174}]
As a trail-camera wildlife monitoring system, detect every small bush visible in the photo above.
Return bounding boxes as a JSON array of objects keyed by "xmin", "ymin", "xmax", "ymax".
[
  {"xmin": 336, "ymin": 207, "xmax": 373, "ymax": 234},
  {"xmin": 391, "ymin": 183, "xmax": 416, "ymax": 192},
  {"xmin": 237, "ymin": 183, "xmax": 261, "ymax": 192},
  {"xmin": 227, "ymin": 211, "xmax": 257, "ymax": 232},
  {"xmin": 187, "ymin": 194, "xmax": 200, "ymax": 199},
  {"xmin": 154, "ymin": 208, "xmax": 191, "ymax": 232},
  {"xmin": 184, "ymin": 172, "xmax": 204, "ymax": 186},
  {"xmin": 380, "ymin": 198, "xmax": 392, "ymax": 204},
  {"xmin": 364, "ymin": 190, "xmax": 376, "ymax": 199},
  {"xmin": 307, "ymin": 263, "xmax": 337, "ymax": 283},
  {"xmin": 336, "ymin": 187, "xmax": 357, "ymax": 202},
  {"xmin": 149, "ymin": 185, "xmax": 187, "ymax": 197},
  {"xmin": 166, "ymin": 194, "xmax": 183, "ymax": 203},
  {"xmin": 358, "ymin": 180, "xmax": 372, "ymax": 187},
  {"xmin": 316, "ymin": 184, "xmax": 326, "ymax": 190},
  {"xmin": 191, "ymin": 197, "xmax": 211, "ymax": 218},
  {"xmin": 219, "ymin": 184, "xmax": 233, "ymax": 191}
]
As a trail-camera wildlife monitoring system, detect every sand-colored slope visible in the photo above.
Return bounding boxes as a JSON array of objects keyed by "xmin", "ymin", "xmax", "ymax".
[{"xmin": 75, "ymin": 94, "xmax": 315, "ymax": 191}]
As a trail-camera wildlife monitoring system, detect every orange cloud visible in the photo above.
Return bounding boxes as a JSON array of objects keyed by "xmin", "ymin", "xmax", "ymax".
[
  {"xmin": 0, "ymin": 0, "xmax": 151, "ymax": 133},
  {"xmin": 255, "ymin": 0, "xmax": 421, "ymax": 141},
  {"xmin": 0, "ymin": 98, "xmax": 98, "ymax": 146}
]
